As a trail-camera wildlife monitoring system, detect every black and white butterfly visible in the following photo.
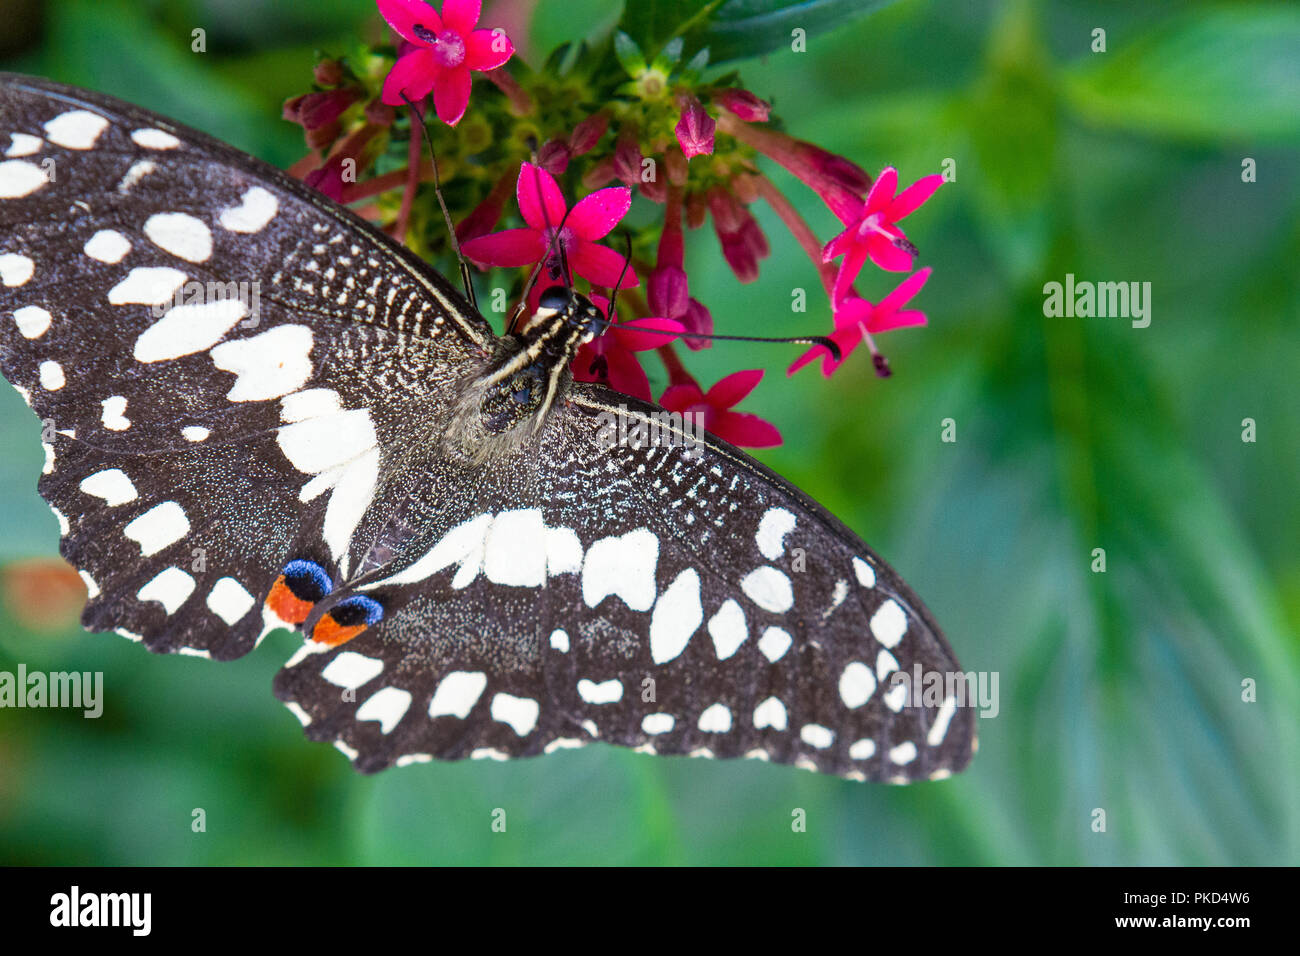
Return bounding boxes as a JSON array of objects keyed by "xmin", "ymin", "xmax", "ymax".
[{"xmin": 0, "ymin": 73, "xmax": 975, "ymax": 782}]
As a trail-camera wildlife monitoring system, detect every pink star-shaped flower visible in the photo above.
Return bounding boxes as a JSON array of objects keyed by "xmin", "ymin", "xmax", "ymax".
[
  {"xmin": 377, "ymin": 0, "xmax": 514, "ymax": 125},
  {"xmin": 823, "ymin": 167, "xmax": 942, "ymax": 300},
  {"xmin": 789, "ymin": 267, "xmax": 931, "ymax": 377},
  {"xmin": 461, "ymin": 163, "xmax": 639, "ymax": 295},
  {"xmin": 660, "ymin": 370, "xmax": 781, "ymax": 448},
  {"xmin": 571, "ymin": 296, "xmax": 684, "ymax": 402}
]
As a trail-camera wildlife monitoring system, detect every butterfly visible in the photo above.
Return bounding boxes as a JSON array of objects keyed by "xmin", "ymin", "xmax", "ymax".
[{"xmin": 0, "ymin": 73, "xmax": 975, "ymax": 782}]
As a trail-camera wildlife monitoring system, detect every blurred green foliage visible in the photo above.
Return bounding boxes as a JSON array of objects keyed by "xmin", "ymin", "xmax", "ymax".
[{"xmin": 0, "ymin": 0, "xmax": 1296, "ymax": 865}]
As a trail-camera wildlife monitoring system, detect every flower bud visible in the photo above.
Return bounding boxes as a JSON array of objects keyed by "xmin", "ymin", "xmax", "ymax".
[{"xmin": 714, "ymin": 88, "xmax": 771, "ymax": 123}]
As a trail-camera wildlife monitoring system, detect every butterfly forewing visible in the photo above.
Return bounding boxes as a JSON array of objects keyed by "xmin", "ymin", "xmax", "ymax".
[
  {"xmin": 1, "ymin": 74, "xmax": 975, "ymax": 782},
  {"xmin": 0, "ymin": 74, "xmax": 487, "ymax": 657}
]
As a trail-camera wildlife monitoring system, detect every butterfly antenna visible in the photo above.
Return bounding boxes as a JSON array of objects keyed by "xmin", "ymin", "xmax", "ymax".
[
  {"xmin": 628, "ymin": 323, "xmax": 844, "ymax": 362},
  {"xmin": 400, "ymin": 92, "xmax": 477, "ymax": 312},
  {"xmin": 605, "ymin": 232, "xmax": 634, "ymax": 322}
]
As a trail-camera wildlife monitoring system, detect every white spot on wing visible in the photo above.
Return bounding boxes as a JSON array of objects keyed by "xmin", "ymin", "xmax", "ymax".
[
  {"xmin": 753, "ymin": 696, "xmax": 787, "ymax": 731},
  {"xmin": 123, "ymin": 501, "xmax": 189, "ymax": 556},
  {"xmin": 131, "ymin": 128, "xmax": 180, "ymax": 149},
  {"xmin": 108, "ymin": 266, "xmax": 187, "ymax": 305},
  {"xmin": 206, "ymin": 577, "xmax": 255, "ymax": 625},
  {"xmin": 800, "ymin": 724, "xmax": 834, "ymax": 749},
  {"xmin": 13, "ymin": 306, "xmax": 51, "ymax": 339},
  {"xmin": 428, "ymin": 671, "xmax": 487, "ymax": 719},
  {"xmin": 642, "ymin": 713, "xmax": 674, "ymax": 735},
  {"xmin": 320, "ymin": 651, "xmax": 383, "ymax": 689},
  {"xmin": 79, "ymin": 468, "xmax": 138, "ymax": 506},
  {"xmin": 38, "ymin": 360, "xmax": 65, "ymax": 390},
  {"xmin": 649, "ymin": 567, "xmax": 702, "ymax": 664},
  {"xmin": 707, "ymin": 598, "xmax": 747, "ymax": 661},
  {"xmin": 757, "ymin": 626, "xmax": 792, "ymax": 662},
  {"xmin": 357, "ymin": 687, "xmax": 411, "ymax": 734},
  {"xmin": 0, "ymin": 253, "xmax": 34, "ymax": 286},
  {"xmin": 870, "ymin": 599, "xmax": 907, "ymax": 648},
  {"xmin": 78, "ymin": 570, "xmax": 99, "ymax": 597},
  {"xmin": 44, "ymin": 110, "xmax": 109, "ymax": 149},
  {"xmin": 577, "ymin": 678, "xmax": 623, "ymax": 704},
  {"xmin": 544, "ymin": 527, "xmax": 582, "ymax": 576},
  {"xmin": 4, "ymin": 133, "xmax": 41, "ymax": 157},
  {"xmin": 491, "ymin": 693, "xmax": 539, "ymax": 736},
  {"xmin": 367, "ymin": 513, "xmax": 491, "ymax": 590},
  {"xmin": 100, "ymin": 395, "xmax": 130, "ymax": 431},
  {"xmin": 755, "ymin": 507, "xmax": 796, "ymax": 560},
  {"xmin": 137, "ymin": 566, "xmax": 195, "ymax": 614},
  {"xmin": 321, "ymin": 448, "xmax": 379, "ymax": 564},
  {"xmin": 483, "ymin": 508, "xmax": 547, "ymax": 586},
  {"xmin": 697, "ymin": 702, "xmax": 732, "ymax": 733},
  {"xmin": 582, "ymin": 528, "xmax": 658, "ymax": 611},
  {"xmin": 741, "ymin": 566, "xmax": 794, "ymax": 613},
  {"xmin": 134, "ymin": 299, "xmax": 248, "ymax": 362},
  {"xmin": 853, "ymin": 556, "xmax": 876, "ymax": 588},
  {"xmin": 889, "ymin": 741, "xmax": 917, "ymax": 765},
  {"xmin": 927, "ymin": 695, "xmax": 958, "ymax": 746},
  {"xmin": 850, "ymin": 739, "xmax": 876, "ymax": 760},
  {"xmin": 83, "ymin": 229, "xmax": 131, "ymax": 264},
  {"xmin": 0, "ymin": 160, "xmax": 47, "ymax": 198},
  {"xmin": 219, "ymin": 186, "xmax": 278, "ymax": 233},
  {"xmin": 549, "ymin": 629, "xmax": 570, "ymax": 652},
  {"xmin": 144, "ymin": 211, "xmax": 213, "ymax": 262},
  {"xmin": 182, "ymin": 425, "xmax": 210, "ymax": 442},
  {"xmin": 210, "ymin": 325, "xmax": 313, "ymax": 401},
  {"xmin": 838, "ymin": 661, "xmax": 876, "ymax": 709}
]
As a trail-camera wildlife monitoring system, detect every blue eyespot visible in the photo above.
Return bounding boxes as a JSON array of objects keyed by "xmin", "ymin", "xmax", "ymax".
[
  {"xmin": 329, "ymin": 595, "xmax": 385, "ymax": 628},
  {"xmin": 282, "ymin": 559, "xmax": 333, "ymax": 602}
]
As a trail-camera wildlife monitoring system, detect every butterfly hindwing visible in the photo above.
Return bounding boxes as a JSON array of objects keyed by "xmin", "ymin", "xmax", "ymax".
[{"xmin": 274, "ymin": 385, "xmax": 976, "ymax": 782}]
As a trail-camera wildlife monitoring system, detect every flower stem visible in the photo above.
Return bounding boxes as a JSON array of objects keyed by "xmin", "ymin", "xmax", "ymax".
[{"xmin": 390, "ymin": 119, "xmax": 424, "ymax": 244}]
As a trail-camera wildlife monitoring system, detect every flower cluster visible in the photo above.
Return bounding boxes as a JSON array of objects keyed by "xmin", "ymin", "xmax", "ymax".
[{"xmin": 282, "ymin": 0, "xmax": 943, "ymax": 448}]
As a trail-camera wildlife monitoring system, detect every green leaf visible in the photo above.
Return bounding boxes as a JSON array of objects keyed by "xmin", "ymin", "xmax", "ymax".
[
  {"xmin": 613, "ymin": 29, "xmax": 647, "ymax": 76},
  {"xmin": 1062, "ymin": 7, "xmax": 1300, "ymax": 143},
  {"xmin": 699, "ymin": 0, "xmax": 898, "ymax": 63},
  {"xmin": 619, "ymin": 0, "xmax": 896, "ymax": 64}
]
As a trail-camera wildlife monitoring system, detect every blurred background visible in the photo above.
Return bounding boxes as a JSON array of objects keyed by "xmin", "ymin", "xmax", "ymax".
[{"xmin": 0, "ymin": 0, "xmax": 1297, "ymax": 865}]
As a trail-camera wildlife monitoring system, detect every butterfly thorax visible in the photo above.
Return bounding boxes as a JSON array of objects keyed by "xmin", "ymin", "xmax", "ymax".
[{"xmin": 445, "ymin": 287, "xmax": 608, "ymax": 464}]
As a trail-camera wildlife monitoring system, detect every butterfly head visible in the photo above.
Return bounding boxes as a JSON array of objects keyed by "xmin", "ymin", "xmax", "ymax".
[{"xmin": 524, "ymin": 286, "xmax": 611, "ymax": 344}]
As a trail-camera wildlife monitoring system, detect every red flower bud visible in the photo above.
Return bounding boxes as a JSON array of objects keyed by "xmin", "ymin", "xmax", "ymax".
[
  {"xmin": 675, "ymin": 96, "xmax": 716, "ymax": 160},
  {"xmin": 568, "ymin": 113, "xmax": 609, "ymax": 156},
  {"xmin": 537, "ymin": 139, "xmax": 570, "ymax": 175},
  {"xmin": 714, "ymin": 88, "xmax": 771, "ymax": 123}
]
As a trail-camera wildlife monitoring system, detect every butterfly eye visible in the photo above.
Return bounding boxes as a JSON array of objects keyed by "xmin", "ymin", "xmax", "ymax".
[{"xmin": 538, "ymin": 286, "xmax": 571, "ymax": 312}]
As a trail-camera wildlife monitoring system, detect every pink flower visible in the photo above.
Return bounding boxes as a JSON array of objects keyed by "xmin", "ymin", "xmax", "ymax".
[
  {"xmin": 461, "ymin": 163, "xmax": 639, "ymax": 291},
  {"xmin": 789, "ymin": 268, "xmax": 931, "ymax": 377},
  {"xmin": 377, "ymin": 0, "xmax": 515, "ymax": 124},
  {"xmin": 824, "ymin": 167, "xmax": 942, "ymax": 298},
  {"xmin": 660, "ymin": 370, "xmax": 781, "ymax": 448},
  {"xmin": 571, "ymin": 295, "xmax": 682, "ymax": 402},
  {"xmin": 675, "ymin": 96, "xmax": 715, "ymax": 159}
]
